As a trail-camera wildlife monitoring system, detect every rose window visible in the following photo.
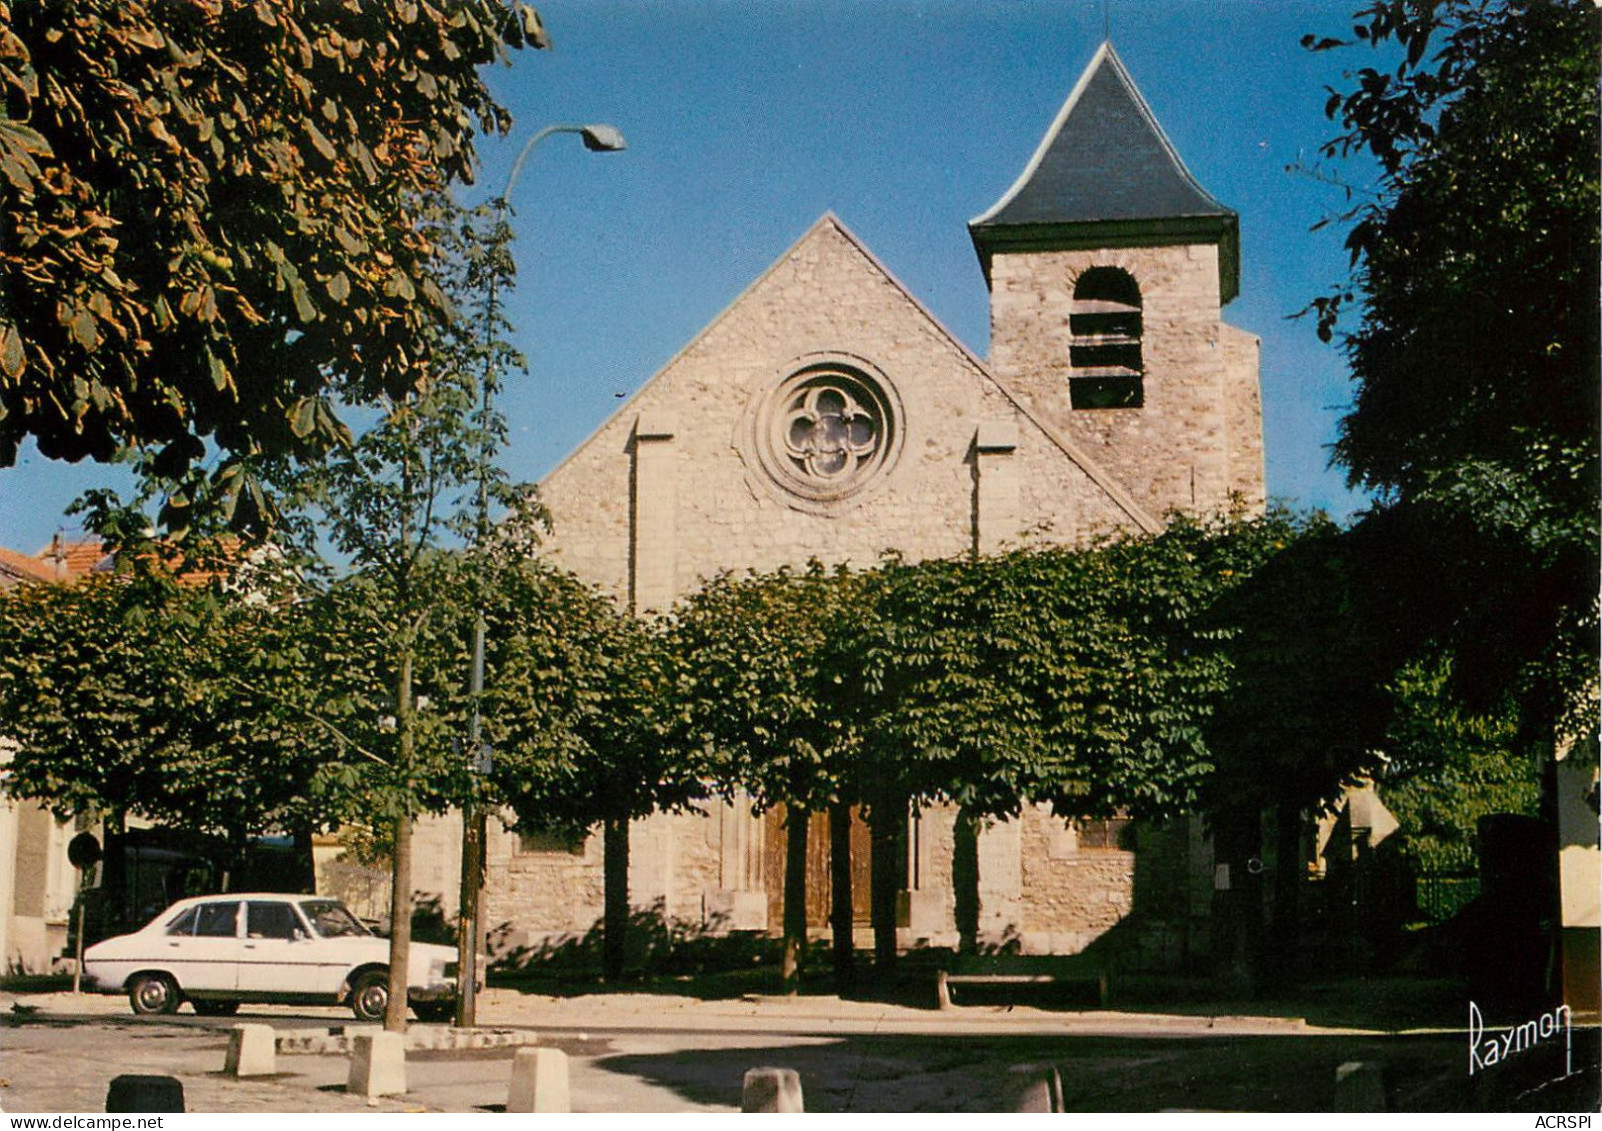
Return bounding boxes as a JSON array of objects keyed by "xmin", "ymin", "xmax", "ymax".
[
  {"xmin": 749, "ymin": 359, "xmax": 903, "ymax": 511},
  {"xmin": 784, "ymin": 385, "xmax": 879, "ymax": 480}
]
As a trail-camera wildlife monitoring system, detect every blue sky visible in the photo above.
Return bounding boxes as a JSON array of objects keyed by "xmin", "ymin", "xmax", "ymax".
[{"xmin": 0, "ymin": 0, "xmax": 1378, "ymax": 553}]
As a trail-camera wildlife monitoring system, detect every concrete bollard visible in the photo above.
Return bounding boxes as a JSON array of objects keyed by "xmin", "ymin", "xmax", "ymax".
[
  {"xmin": 106, "ymin": 1075, "xmax": 185, "ymax": 1113},
  {"xmin": 741, "ymin": 1067, "xmax": 803, "ymax": 1113},
  {"xmin": 224, "ymin": 1023, "xmax": 277, "ymax": 1077},
  {"xmin": 506, "ymin": 1047, "xmax": 571, "ymax": 1113},
  {"xmin": 1334, "ymin": 1061, "xmax": 1387, "ymax": 1112},
  {"xmin": 348, "ymin": 1031, "xmax": 407, "ymax": 1099},
  {"xmin": 1003, "ymin": 1064, "xmax": 1064, "ymax": 1112}
]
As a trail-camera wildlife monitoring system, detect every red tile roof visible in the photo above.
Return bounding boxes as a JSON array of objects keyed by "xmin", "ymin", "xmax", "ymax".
[
  {"xmin": 0, "ymin": 545, "xmax": 58, "ymax": 584},
  {"xmin": 0, "ymin": 536, "xmax": 248, "ymax": 587},
  {"xmin": 0, "ymin": 537, "xmax": 112, "ymax": 585},
  {"xmin": 57, "ymin": 538, "xmax": 111, "ymax": 575}
]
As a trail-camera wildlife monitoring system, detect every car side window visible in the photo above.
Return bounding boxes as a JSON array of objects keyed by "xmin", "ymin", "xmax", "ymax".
[
  {"xmin": 164, "ymin": 907, "xmax": 199, "ymax": 937},
  {"xmin": 194, "ymin": 901, "xmax": 239, "ymax": 938},
  {"xmin": 246, "ymin": 901, "xmax": 303, "ymax": 941}
]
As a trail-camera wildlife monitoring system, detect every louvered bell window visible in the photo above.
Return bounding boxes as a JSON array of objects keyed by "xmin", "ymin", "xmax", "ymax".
[{"xmin": 1069, "ymin": 267, "xmax": 1143, "ymax": 409}]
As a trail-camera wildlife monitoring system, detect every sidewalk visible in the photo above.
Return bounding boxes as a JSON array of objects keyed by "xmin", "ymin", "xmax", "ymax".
[
  {"xmin": 472, "ymin": 985, "xmax": 1337, "ymax": 1037},
  {"xmin": 0, "ymin": 982, "xmax": 1358, "ymax": 1037},
  {"xmin": 0, "ymin": 984, "xmax": 1386, "ymax": 1115},
  {"xmin": 4, "ymin": 984, "xmax": 1590, "ymax": 1112}
]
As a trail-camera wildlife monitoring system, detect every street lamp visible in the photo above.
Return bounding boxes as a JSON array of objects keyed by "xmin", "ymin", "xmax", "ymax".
[{"xmin": 455, "ymin": 122, "xmax": 626, "ymax": 1029}]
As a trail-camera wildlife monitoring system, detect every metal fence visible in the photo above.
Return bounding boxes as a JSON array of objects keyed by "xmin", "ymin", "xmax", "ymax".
[{"xmin": 1413, "ymin": 868, "xmax": 1480, "ymax": 923}]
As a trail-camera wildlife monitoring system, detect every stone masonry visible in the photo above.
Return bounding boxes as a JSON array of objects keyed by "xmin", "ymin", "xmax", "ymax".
[
  {"xmin": 467, "ymin": 207, "xmax": 1248, "ymax": 962},
  {"xmin": 465, "ymin": 44, "xmax": 1263, "ymax": 965},
  {"xmin": 988, "ymin": 244, "xmax": 1264, "ymax": 520}
]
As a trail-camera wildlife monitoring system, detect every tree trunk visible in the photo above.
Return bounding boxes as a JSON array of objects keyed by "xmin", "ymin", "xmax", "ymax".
[
  {"xmin": 385, "ymin": 812, "xmax": 414, "ymax": 1032},
  {"xmin": 781, "ymin": 807, "xmax": 809, "ymax": 995},
  {"xmin": 953, "ymin": 808, "xmax": 980, "ymax": 956},
  {"xmin": 385, "ymin": 648, "xmax": 416, "ymax": 1033},
  {"xmin": 603, "ymin": 815, "xmax": 630, "ymax": 982},
  {"xmin": 870, "ymin": 799, "xmax": 905, "ymax": 975},
  {"xmin": 99, "ymin": 810, "xmax": 127, "ymax": 939},
  {"xmin": 222, "ymin": 825, "xmax": 249, "ymax": 893},
  {"xmin": 828, "ymin": 802, "xmax": 855, "ymax": 993},
  {"xmin": 291, "ymin": 823, "xmax": 318, "ymax": 893}
]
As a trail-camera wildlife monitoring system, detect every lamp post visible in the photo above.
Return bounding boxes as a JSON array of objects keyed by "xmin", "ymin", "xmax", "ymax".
[{"xmin": 455, "ymin": 122, "xmax": 626, "ymax": 1029}]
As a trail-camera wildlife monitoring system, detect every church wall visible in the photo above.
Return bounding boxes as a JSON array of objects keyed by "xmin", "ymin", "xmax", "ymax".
[
  {"xmin": 1219, "ymin": 322, "xmax": 1266, "ymax": 511},
  {"xmin": 1009, "ymin": 423, "xmax": 1147, "ymax": 547},
  {"xmin": 902, "ymin": 804, "xmax": 959, "ymax": 946},
  {"xmin": 898, "ymin": 805, "xmax": 1200, "ymax": 962},
  {"xmin": 483, "ymin": 822, "xmax": 604, "ymax": 957},
  {"xmin": 1016, "ymin": 806, "xmax": 1135, "ymax": 954},
  {"xmin": 539, "ymin": 221, "xmax": 1143, "ymax": 610},
  {"xmin": 487, "ymin": 221, "xmax": 1215, "ymax": 960},
  {"xmin": 986, "ymin": 242, "xmax": 1261, "ymax": 521},
  {"xmin": 630, "ymin": 808, "xmax": 726, "ymax": 929}
]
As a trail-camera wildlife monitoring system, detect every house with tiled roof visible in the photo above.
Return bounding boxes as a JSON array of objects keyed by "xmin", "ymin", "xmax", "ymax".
[
  {"xmin": 0, "ymin": 535, "xmax": 110, "ymax": 973},
  {"xmin": 0, "ymin": 536, "xmax": 110, "ymax": 588},
  {"xmin": 0, "ymin": 545, "xmax": 58, "ymax": 586}
]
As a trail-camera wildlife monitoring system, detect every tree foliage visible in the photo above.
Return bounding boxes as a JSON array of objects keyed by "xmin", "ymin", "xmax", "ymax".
[
  {"xmin": 284, "ymin": 196, "xmax": 539, "ymax": 806},
  {"xmin": 667, "ymin": 563, "xmax": 865, "ymax": 820},
  {"xmin": 1197, "ymin": 510, "xmax": 1399, "ymax": 814},
  {"xmin": 1378, "ymin": 656, "xmax": 1537, "ymax": 871},
  {"xmin": 1308, "ymin": 0, "xmax": 1600, "ymax": 734},
  {"xmin": 0, "ymin": 568, "xmax": 324, "ymax": 840},
  {"xmin": 487, "ymin": 563, "xmax": 693, "ymax": 837},
  {"xmin": 863, "ymin": 518, "xmax": 1284, "ymax": 825},
  {"xmin": 0, "ymin": 0, "xmax": 543, "ymax": 530}
]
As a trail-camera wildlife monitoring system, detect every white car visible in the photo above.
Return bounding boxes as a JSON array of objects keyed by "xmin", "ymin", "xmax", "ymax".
[{"xmin": 81, "ymin": 893, "xmax": 474, "ymax": 1022}]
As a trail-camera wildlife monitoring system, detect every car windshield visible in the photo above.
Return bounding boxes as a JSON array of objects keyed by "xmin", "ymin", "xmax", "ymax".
[{"xmin": 299, "ymin": 899, "xmax": 368, "ymax": 939}]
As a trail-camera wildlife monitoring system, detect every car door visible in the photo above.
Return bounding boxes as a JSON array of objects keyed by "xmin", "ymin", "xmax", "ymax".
[
  {"xmin": 238, "ymin": 900, "xmax": 322, "ymax": 996},
  {"xmin": 298, "ymin": 899, "xmax": 381, "ymax": 995},
  {"xmin": 163, "ymin": 899, "xmax": 241, "ymax": 994}
]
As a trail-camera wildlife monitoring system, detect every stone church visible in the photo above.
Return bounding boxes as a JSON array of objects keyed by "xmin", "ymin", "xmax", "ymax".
[{"xmin": 405, "ymin": 42, "xmax": 1266, "ymax": 965}]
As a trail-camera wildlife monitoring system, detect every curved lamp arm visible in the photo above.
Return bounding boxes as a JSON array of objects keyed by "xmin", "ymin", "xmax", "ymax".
[{"xmin": 502, "ymin": 123, "xmax": 627, "ymax": 206}]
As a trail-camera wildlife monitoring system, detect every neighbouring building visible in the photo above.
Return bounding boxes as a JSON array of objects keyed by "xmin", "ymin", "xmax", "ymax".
[{"xmin": 0, "ymin": 536, "xmax": 110, "ymax": 973}]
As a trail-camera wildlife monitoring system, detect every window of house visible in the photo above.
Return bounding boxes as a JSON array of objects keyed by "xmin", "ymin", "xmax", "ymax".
[
  {"xmin": 516, "ymin": 827, "xmax": 587, "ymax": 856},
  {"xmin": 1069, "ymin": 267, "xmax": 1143, "ymax": 409},
  {"xmin": 1076, "ymin": 817, "xmax": 1134, "ymax": 851}
]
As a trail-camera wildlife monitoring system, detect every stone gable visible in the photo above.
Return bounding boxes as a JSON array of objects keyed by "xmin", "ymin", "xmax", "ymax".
[{"xmin": 538, "ymin": 214, "xmax": 1154, "ymax": 612}]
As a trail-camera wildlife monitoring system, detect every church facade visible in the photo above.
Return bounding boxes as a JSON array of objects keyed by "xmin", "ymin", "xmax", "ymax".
[{"xmin": 406, "ymin": 43, "xmax": 1266, "ymax": 965}]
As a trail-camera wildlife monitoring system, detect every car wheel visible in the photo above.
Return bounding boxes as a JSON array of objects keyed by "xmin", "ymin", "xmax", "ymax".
[
  {"xmin": 411, "ymin": 1001, "xmax": 454, "ymax": 1024},
  {"xmin": 192, "ymin": 1000, "xmax": 240, "ymax": 1017},
  {"xmin": 129, "ymin": 973, "xmax": 180, "ymax": 1016},
  {"xmin": 350, "ymin": 970, "xmax": 389, "ymax": 1022}
]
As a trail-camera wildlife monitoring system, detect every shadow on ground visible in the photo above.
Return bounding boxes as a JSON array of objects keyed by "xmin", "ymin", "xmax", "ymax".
[
  {"xmin": 489, "ymin": 956, "xmax": 1473, "ymax": 1032},
  {"xmin": 587, "ymin": 1029, "xmax": 1601, "ymax": 1113}
]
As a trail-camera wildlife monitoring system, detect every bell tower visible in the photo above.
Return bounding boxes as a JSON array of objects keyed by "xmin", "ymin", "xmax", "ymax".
[{"xmin": 970, "ymin": 43, "xmax": 1264, "ymax": 519}]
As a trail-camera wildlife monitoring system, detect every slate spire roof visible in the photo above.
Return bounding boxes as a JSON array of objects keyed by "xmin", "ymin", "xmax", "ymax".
[{"xmin": 969, "ymin": 42, "xmax": 1240, "ymax": 301}]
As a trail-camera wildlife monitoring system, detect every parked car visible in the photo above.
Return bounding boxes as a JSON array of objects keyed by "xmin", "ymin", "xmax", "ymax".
[{"xmin": 81, "ymin": 893, "xmax": 477, "ymax": 1022}]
